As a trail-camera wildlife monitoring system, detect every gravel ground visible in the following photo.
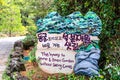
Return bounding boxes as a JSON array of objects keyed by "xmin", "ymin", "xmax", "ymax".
[{"xmin": 0, "ymin": 36, "xmax": 25, "ymax": 80}]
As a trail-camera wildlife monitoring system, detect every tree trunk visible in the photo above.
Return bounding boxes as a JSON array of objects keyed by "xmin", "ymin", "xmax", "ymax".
[{"xmin": 9, "ymin": 30, "xmax": 12, "ymax": 37}]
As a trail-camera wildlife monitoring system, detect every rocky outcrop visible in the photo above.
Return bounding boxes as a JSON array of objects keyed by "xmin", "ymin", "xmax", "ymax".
[
  {"xmin": 74, "ymin": 41, "xmax": 100, "ymax": 76},
  {"xmin": 5, "ymin": 40, "xmax": 30, "ymax": 80}
]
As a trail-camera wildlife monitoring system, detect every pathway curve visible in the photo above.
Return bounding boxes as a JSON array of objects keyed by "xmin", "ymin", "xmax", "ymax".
[{"xmin": 0, "ymin": 36, "xmax": 25, "ymax": 80}]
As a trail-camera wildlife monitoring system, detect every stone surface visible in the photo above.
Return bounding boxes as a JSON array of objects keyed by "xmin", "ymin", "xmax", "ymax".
[
  {"xmin": 36, "ymin": 32, "xmax": 94, "ymax": 74},
  {"xmin": 36, "ymin": 49, "xmax": 76, "ymax": 74},
  {"xmin": 36, "ymin": 11, "xmax": 102, "ymax": 36},
  {"xmin": 74, "ymin": 42, "xmax": 100, "ymax": 76},
  {"xmin": 0, "ymin": 36, "xmax": 25, "ymax": 80}
]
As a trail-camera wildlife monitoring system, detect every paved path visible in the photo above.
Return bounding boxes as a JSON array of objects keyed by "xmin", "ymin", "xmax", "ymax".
[{"xmin": 0, "ymin": 36, "xmax": 25, "ymax": 80}]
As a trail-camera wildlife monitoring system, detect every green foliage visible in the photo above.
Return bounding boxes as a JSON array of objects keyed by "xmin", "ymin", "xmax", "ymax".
[
  {"xmin": 27, "ymin": 26, "xmax": 37, "ymax": 37},
  {"xmin": 67, "ymin": 74, "xmax": 85, "ymax": 80},
  {"xmin": 0, "ymin": 0, "xmax": 27, "ymax": 36},
  {"xmin": 29, "ymin": 46, "xmax": 37, "ymax": 62},
  {"xmin": 47, "ymin": 74, "xmax": 86, "ymax": 80},
  {"xmin": 0, "ymin": 0, "xmax": 4, "ymax": 4},
  {"xmin": 53, "ymin": 0, "xmax": 120, "ymax": 68},
  {"xmin": 90, "ymin": 65, "xmax": 120, "ymax": 80},
  {"xmin": 22, "ymin": 26, "xmax": 37, "ymax": 61},
  {"xmin": 22, "ymin": 35, "xmax": 35, "ymax": 49},
  {"xmin": 105, "ymin": 65, "xmax": 120, "ymax": 80},
  {"xmin": 27, "ymin": 70, "xmax": 35, "ymax": 79},
  {"xmin": 22, "ymin": 26, "xmax": 37, "ymax": 49},
  {"xmin": 2, "ymin": 72, "xmax": 12, "ymax": 80},
  {"xmin": 0, "ymin": 0, "xmax": 54, "ymax": 36},
  {"xmin": 14, "ymin": 0, "xmax": 54, "ymax": 26}
]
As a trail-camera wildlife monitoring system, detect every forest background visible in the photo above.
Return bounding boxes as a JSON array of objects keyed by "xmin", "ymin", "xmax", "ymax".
[{"xmin": 0, "ymin": 0, "xmax": 120, "ymax": 79}]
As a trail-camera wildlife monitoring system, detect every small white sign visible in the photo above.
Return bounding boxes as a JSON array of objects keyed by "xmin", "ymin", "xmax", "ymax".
[{"xmin": 36, "ymin": 50, "xmax": 75, "ymax": 74}]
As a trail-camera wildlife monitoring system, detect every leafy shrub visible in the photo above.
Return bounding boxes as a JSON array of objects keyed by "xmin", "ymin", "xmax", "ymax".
[
  {"xmin": 29, "ymin": 46, "xmax": 37, "ymax": 62},
  {"xmin": 47, "ymin": 74, "xmax": 86, "ymax": 80},
  {"xmin": 22, "ymin": 35, "xmax": 36, "ymax": 50},
  {"xmin": 27, "ymin": 70, "xmax": 35, "ymax": 79},
  {"xmin": 26, "ymin": 26, "xmax": 37, "ymax": 36},
  {"xmin": 90, "ymin": 64, "xmax": 120, "ymax": 80},
  {"xmin": 2, "ymin": 72, "xmax": 12, "ymax": 80},
  {"xmin": 22, "ymin": 26, "xmax": 37, "ymax": 50}
]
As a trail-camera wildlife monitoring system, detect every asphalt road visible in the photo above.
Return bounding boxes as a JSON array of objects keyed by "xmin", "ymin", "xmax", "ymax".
[{"xmin": 0, "ymin": 36, "xmax": 25, "ymax": 80}]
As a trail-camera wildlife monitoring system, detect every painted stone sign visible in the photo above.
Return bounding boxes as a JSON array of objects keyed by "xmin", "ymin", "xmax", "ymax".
[
  {"xmin": 36, "ymin": 32, "xmax": 98, "ymax": 74},
  {"xmin": 36, "ymin": 11, "xmax": 102, "ymax": 76},
  {"xmin": 36, "ymin": 32, "xmax": 76, "ymax": 74}
]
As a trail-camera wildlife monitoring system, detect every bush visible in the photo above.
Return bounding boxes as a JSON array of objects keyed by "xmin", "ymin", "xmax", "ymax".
[
  {"xmin": 22, "ymin": 35, "xmax": 36, "ymax": 50},
  {"xmin": 22, "ymin": 26, "xmax": 37, "ymax": 50},
  {"xmin": 2, "ymin": 72, "xmax": 12, "ymax": 80},
  {"xmin": 29, "ymin": 46, "xmax": 37, "ymax": 62},
  {"xmin": 90, "ymin": 64, "xmax": 120, "ymax": 80}
]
